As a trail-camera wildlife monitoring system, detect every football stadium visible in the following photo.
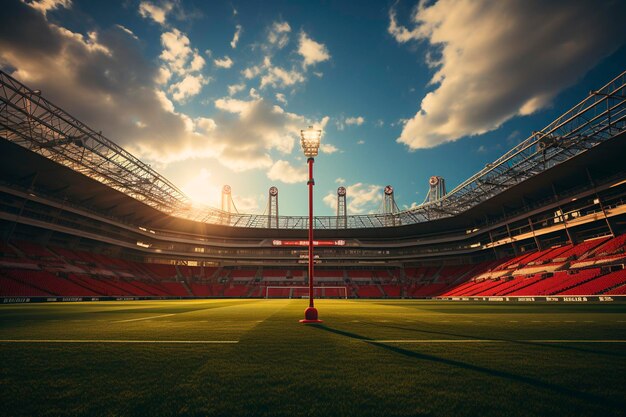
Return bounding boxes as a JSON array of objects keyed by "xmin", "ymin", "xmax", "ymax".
[{"xmin": 2, "ymin": 1, "xmax": 626, "ymax": 416}]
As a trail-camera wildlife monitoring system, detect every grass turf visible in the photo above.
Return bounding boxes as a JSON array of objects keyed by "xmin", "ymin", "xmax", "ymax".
[{"xmin": 1, "ymin": 299, "xmax": 625, "ymax": 417}]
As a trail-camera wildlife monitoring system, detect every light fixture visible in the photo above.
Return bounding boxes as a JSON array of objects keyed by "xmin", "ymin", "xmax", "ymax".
[{"xmin": 300, "ymin": 126, "xmax": 322, "ymax": 158}]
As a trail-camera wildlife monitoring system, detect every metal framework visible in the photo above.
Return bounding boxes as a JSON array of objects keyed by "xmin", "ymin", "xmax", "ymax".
[
  {"xmin": 0, "ymin": 70, "xmax": 193, "ymax": 215},
  {"xmin": 267, "ymin": 186, "xmax": 279, "ymax": 228},
  {"xmin": 220, "ymin": 185, "xmax": 238, "ymax": 224},
  {"xmin": 1, "ymin": 69, "xmax": 626, "ymax": 229},
  {"xmin": 221, "ymin": 185, "xmax": 232, "ymax": 213},
  {"xmin": 337, "ymin": 186, "xmax": 347, "ymax": 228},
  {"xmin": 424, "ymin": 176, "xmax": 447, "ymax": 204},
  {"xmin": 382, "ymin": 185, "xmax": 400, "ymax": 227}
]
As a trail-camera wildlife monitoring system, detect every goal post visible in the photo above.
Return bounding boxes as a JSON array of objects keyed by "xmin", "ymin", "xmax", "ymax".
[{"xmin": 265, "ymin": 286, "xmax": 348, "ymax": 299}]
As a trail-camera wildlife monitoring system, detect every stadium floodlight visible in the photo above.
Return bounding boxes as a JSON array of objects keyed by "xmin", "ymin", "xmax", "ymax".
[
  {"xmin": 300, "ymin": 126, "xmax": 323, "ymax": 323},
  {"xmin": 300, "ymin": 125, "xmax": 321, "ymax": 157}
]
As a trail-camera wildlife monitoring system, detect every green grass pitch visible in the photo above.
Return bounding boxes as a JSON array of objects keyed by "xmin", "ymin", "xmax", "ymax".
[{"xmin": 1, "ymin": 299, "xmax": 625, "ymax": 417}]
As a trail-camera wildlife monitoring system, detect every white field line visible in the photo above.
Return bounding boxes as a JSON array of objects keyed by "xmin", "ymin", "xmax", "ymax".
[
  {"xmin": 0, "ymin": 339, "xmax": 238, "ymax": 344},
  {"xmin": 371, "ymin": 339, "xmax": 503, "ymax": 343},
  {"xmin": 369, "ymin": 339, "xmax": 626, "ymax": 344},
  {"xmin": 113, "ymin": 314, "xmax": 175, "ymax": 323},
  {"xmin": 525, "ymin": 340, "xmax": 626, "ymax": 343}
]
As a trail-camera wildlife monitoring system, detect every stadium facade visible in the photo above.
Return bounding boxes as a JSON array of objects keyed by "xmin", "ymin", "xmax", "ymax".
[{"xmin": 1, "ymin": 69, "xmax": 626, "ymax": 300}]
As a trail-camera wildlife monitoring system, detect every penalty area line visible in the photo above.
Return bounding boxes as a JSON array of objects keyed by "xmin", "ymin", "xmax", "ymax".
[
  {"xmin": 368, "ymin": 339, "xmax": 626, "ymax": 344},
  {"xmin": 0, "ymin": 339, "xmax": 239, "ymax": 344}
]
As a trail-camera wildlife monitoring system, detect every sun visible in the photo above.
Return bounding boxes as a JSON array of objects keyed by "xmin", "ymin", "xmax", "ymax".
[{"xmin": 181, "ymin": 168, "xmax": 221, "ymax": 207}]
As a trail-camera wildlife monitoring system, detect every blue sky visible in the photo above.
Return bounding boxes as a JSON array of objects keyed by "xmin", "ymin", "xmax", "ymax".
[{"xmin": 1, "ymin": 0, "xmax": 625, "ymax": 216}]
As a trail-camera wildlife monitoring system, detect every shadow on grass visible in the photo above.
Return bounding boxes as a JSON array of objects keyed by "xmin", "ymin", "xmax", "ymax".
[
  {"xmin": 360, "ymin": 321, "xmax": 626, "ymax": 359},
  {"xmin": 310, "ymin": 324, "xmax": 623, "ymax": 408}
]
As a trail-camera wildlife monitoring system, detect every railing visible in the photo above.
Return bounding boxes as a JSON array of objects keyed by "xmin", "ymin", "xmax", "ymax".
[{"xmin": 1, "ymin": 69, "xmax": 625, "ymax": 229}]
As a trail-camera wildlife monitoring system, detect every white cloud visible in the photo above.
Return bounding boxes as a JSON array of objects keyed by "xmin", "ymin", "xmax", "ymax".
[
  {"xmin": 356, "ymin": 139, "xmax": 365, "ymax": 145},
  {"xmin": 243, "ymin": 56, "xmax": 305, "ymax": 90},
  {"xmin": 298, "ymin": 32, "xmax": 330, "ymax": 67},
  {"xmin": 275, "ymin": 93, "xmax": 287, "ymax": 104},
  {"xmin": 243, "ymin": 25, "xmax": 330, "ymax": 93},
  {"xmin": 169, "ymin": 74, "xmax": 206, "ymax": 102},
  {"xmin": 214, "ymin": 97, "xmax": 253, "ymax": 114},
  {"xmin": 345, "ymin": 116, "xmax": 365, "ymax": 126},
  {"xmin": 214, "ymin": 56, "xmax": 233, "ymax": 69},
  {"xmin": 260, "ymin": 65, "xmax": 305, "ymax": 89},
  {"xmin": 387, "ymin": 8, "xmax": 420, "ymax": 44},
  {"xmin": 0, "ymin": 3, "xmax": 218, "ymax": 165},
  {"xmin": 155, "ymin": 90, "xmax": 176, "ymax": 113},
  {"xmin": 272, "ymin": 21, "xmax": 291, "ymax": 33},
  {"xmin": 230, "ymin": 24, "xmax": 242, "ymax": 48},
  {"xmin": 242, "ymin": 56, "xmax": 271, "ymax": 79},
  {"xmin": 227, "ymin": 83, "xmax": 246, "ymax": 96},
  {"xmin": 249, "ymin": 88, "xmax": 260, "ymax": 99},
  {"xmin": 346, "ymin": 183, "xmax": 383, "ymax": 214},
  {"xmin": 208, "ymin": 97, "xmax": 329, "ymax": 172},
  {"xmin": 158, "ymin": 28, "xmax": 207, "ymax": 102},
  {"xmin": 115, "ymin": 24, "xmax": 139, "ymax": 40},
  {"xmin": 160, "ymin": 29, "xmax": 198, "ymax": 74},
  {"xmin": 335, "ymin": 178, "xmax": 346, "ymax": 184},
  {"xmin": 0, "ymin": 2, "xmax": 328, "ymax": 176},
  {"xmin": 322, "ymin": 193, "xmax": 337, "ymax": 211},
  {"xmin": 267, "ymin": 160, "xmax": 307, "ymax": 184},
  {"xmin": 189, "ymin": 53, "xmax": 205, "ymax": 71},
  {"xmin": 232, "ymin": 194, "xmax": 260, "ymax": 213},
  {"xmin": 196, "ymin": 117, "xmax": 216, "ymax": 132},
  {"xmin": 319, "ymin": 116, "xmax": 330, "ymax": 130},
  {"xmin": 242, "ymin": 64, "xmax": 262, "ymax": 79},
  {"xmin": 320, "ymin": 143, "xmax": 339, "ymax": 154},
  {"xmin": 402, "ymin": 202, "xmax": 420, "ymax": 211},
  {"xmin": 241, "ymin": 66, "xmax": 261, "ymax": 80},
  {"xmin": 336, "ymin": 115, "xmax": 364, "ymax": 131},
  {"xmin": 26, "ymin": 0, "xmax": 71, "ymax": 16},
  {"xmin": 268, "ymin": 21, "xmax": 291, "ymax": 49},
  {"xmin": 323, "ymin": 183, "xmax": 382, "ymax": 214},
  {"xmin": 138, "ymin": 1, "xmax": 173, "ymax": 25},
  {"xmin": 390, "ymin": 0, "xmax": 626, "ymax": 150},
  {"xmin": 155, "ymin": 67, "xmax": 171, "ymax": 84}
]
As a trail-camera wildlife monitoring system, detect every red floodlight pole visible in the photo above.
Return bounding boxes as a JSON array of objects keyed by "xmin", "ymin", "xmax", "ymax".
[{"xmin": 300, "ymin": 126, "xmax": 322, "ymax": 323}]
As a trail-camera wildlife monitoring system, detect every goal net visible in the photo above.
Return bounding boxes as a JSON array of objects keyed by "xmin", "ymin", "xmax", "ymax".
[{"xmin": 265, "ymin": 286, "xmax": 348, "ymax": 299}]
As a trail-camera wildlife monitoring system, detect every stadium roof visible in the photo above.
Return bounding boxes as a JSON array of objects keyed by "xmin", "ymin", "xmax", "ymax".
[
  {"xmin": 2, "ymin": 125, "xmax": 625, "ymax": 241},
  {"xmin": 1, "ymin": 69, "xmax": 625, "ymax": 232}
]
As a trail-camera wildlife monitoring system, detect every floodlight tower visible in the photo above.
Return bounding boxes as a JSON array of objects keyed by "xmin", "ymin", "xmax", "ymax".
[
  {"xmin": 383, "ymin": 185, "xmax": 399, "ymax": 227},
  {"xmin": 427, "ymin": 176, "xmax": 447, "ymax": 202},
  {"xmin": 221, "ymin": 185, "xmax": 233, "ymax": 225},
  {"xmin": 337, "ymin": 186, "xmax": 347, "ymax": 228},
  {"xmin": 268, "ymin": 186, "xmax": 279, "ymax": 228},
  {"xmin": 299, "ymin": 126, "xmax": 322, "ymax": 323},
  {"xmin": 221, "ymin": 185, "xmax": 233, "ymax": 212}
]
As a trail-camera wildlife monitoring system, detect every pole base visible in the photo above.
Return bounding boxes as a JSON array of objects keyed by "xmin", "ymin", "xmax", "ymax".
[{"xmin": 299, "ymin": 306, "xmax": 322, "ymax": 323}]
